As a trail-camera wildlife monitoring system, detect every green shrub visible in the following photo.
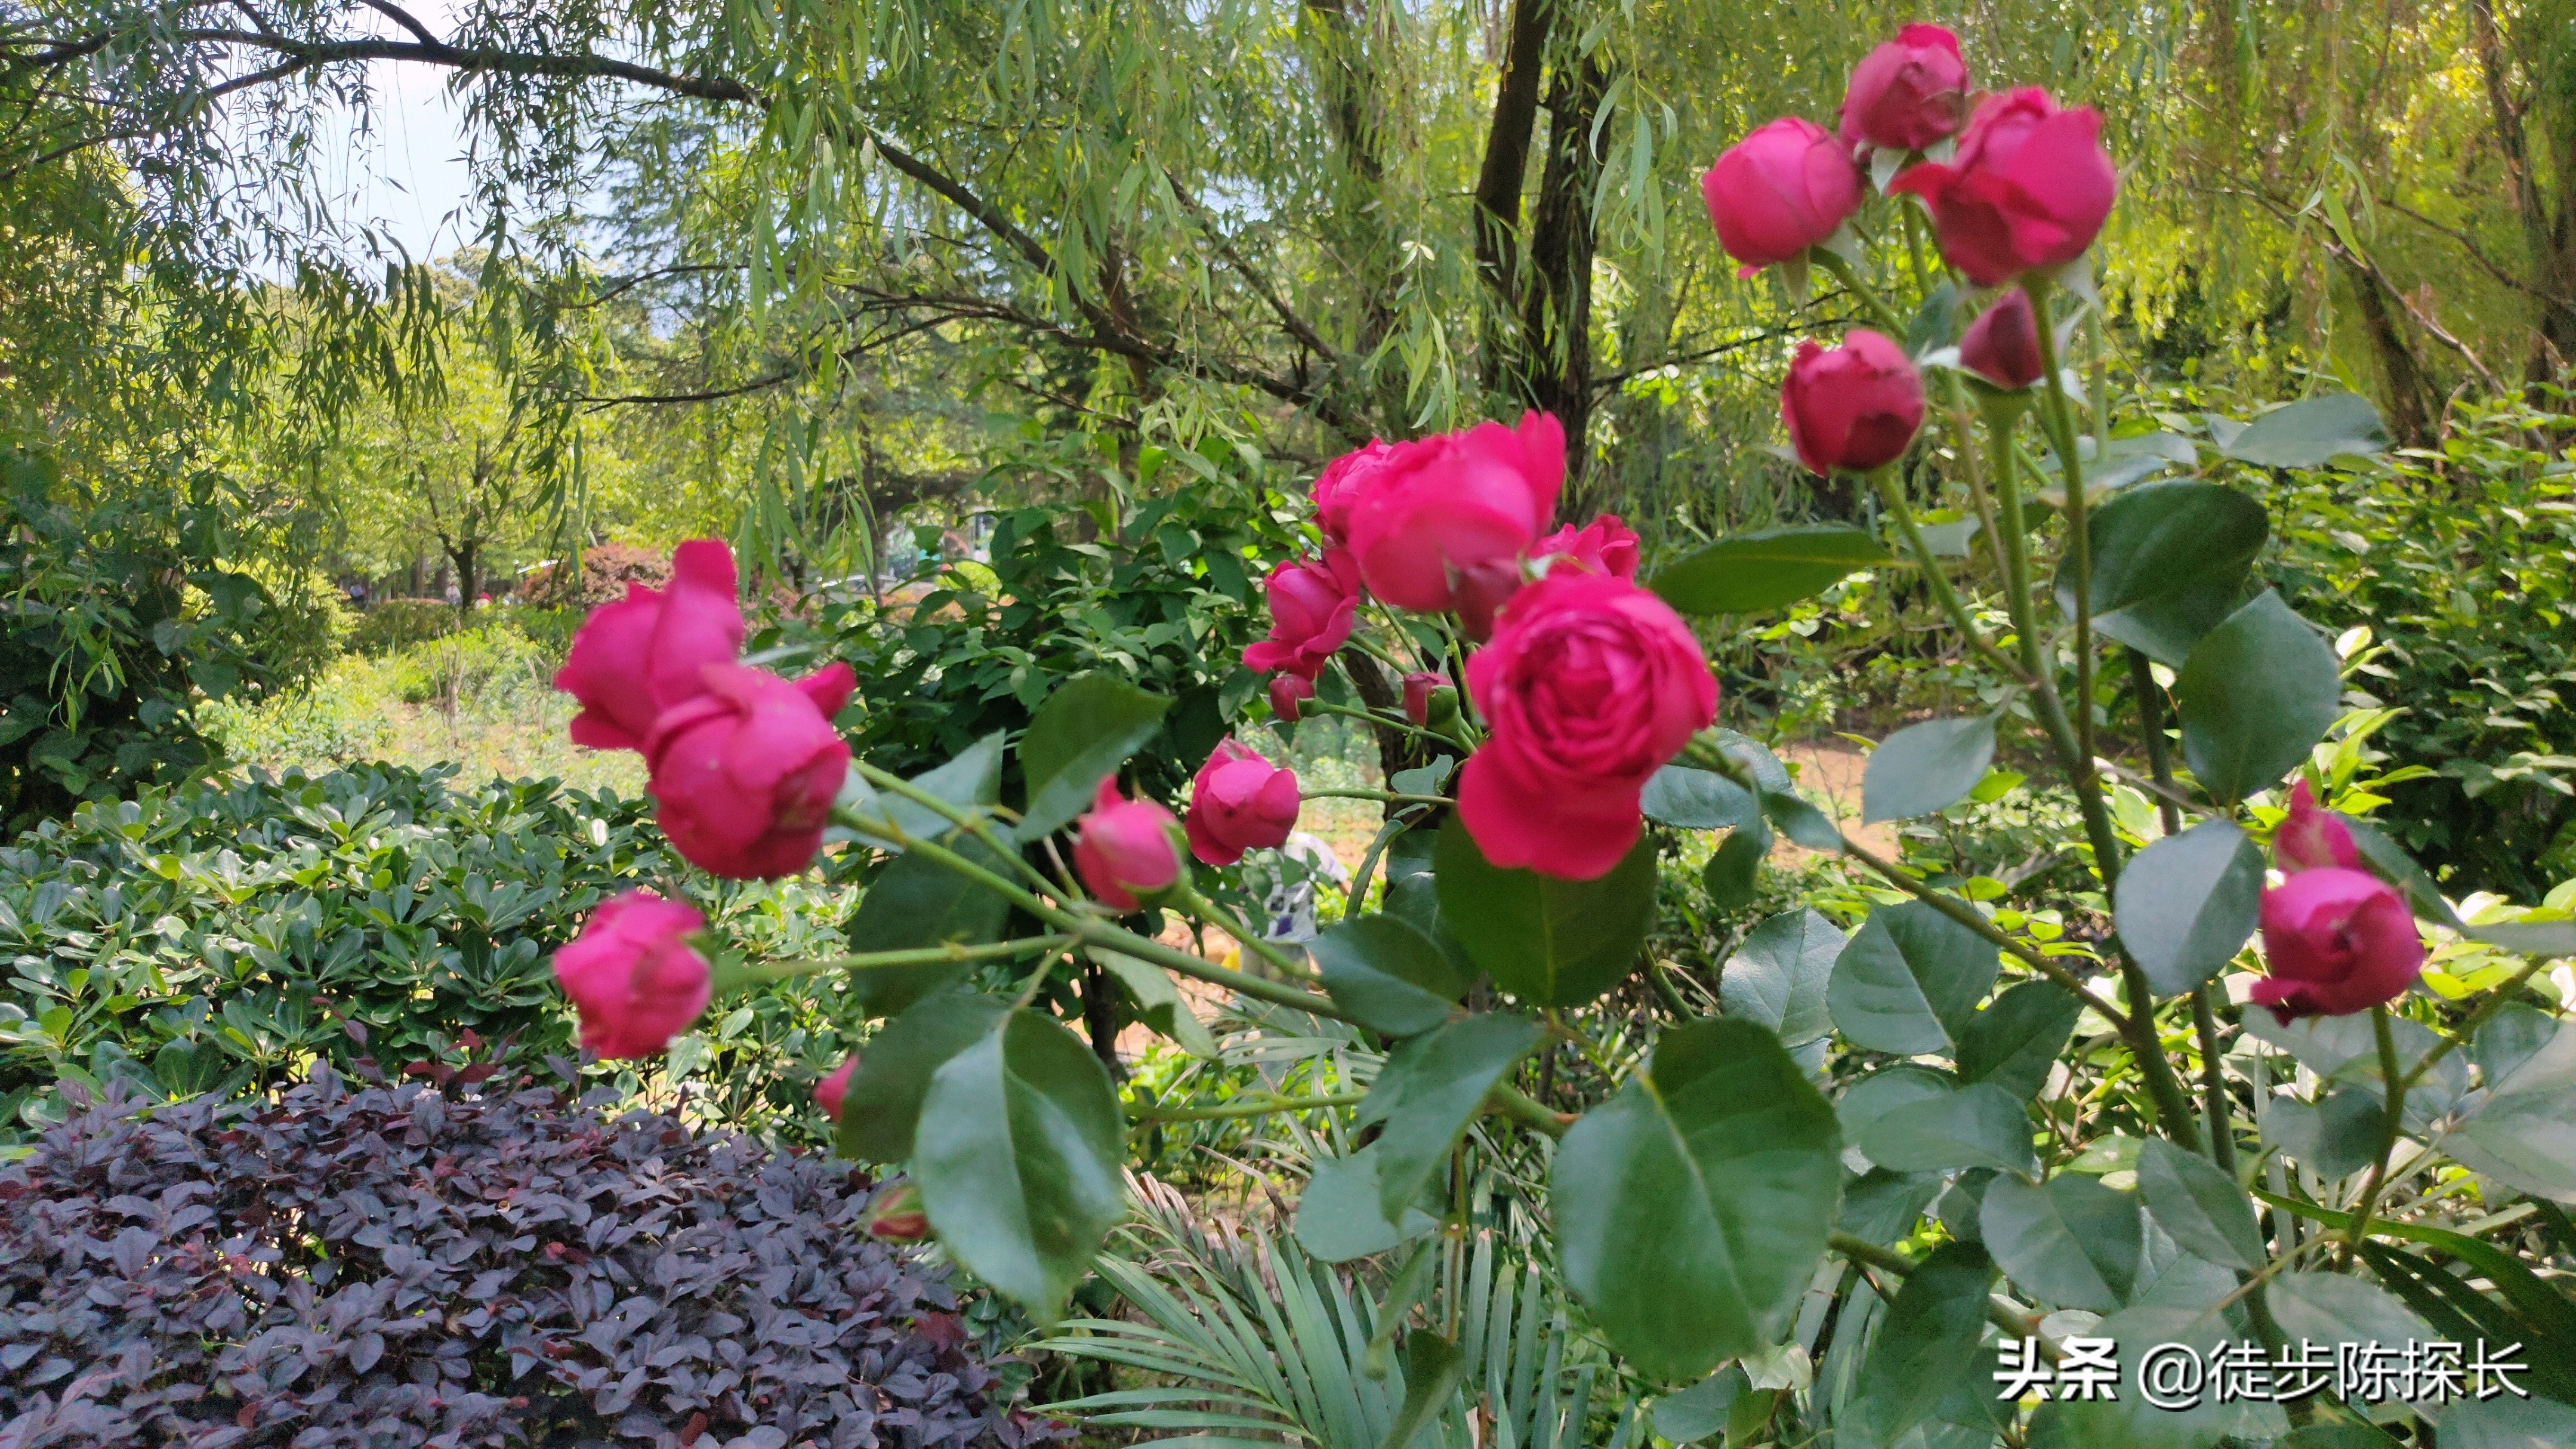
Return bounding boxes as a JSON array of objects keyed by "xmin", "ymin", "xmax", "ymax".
[
  {"xmin": 383, "ymin": 622, "xmax": 553, "ymax": 707},
  {"xmin": 0, "ymin": 762, "xmax": 861, "ymax": 1144},
  {"xmin": 343, "ymin": 597, "xmax": 459, "ymax": 653}
]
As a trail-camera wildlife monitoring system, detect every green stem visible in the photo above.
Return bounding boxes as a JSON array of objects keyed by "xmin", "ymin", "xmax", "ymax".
[
  {"xmin": 1815, "ymin": 250, "xmax": 1909, "ymax": 333},
  {"xmin": 2402, "ymin": 951, "xmax": 2556, "ymax": 1091},
  {"xmin": 1868, "ymin": 465, "xmax": 2034, "ymax": 687},
  {"xmin": 1175, "ymin": 881, "xmax": 1321, "ymax": 983},
  {"xmin": 712, "ymin": 935, "xmax": 1075, "ymax": 990},
  {"xmin": 1484, "ymin": 1080, "xmax": 1574, "ymax": 1138},
  {"xmin": 2025, "ymin": 276, "xmax": 2104, "ymax": 803},
  {"xmin": 1305, "ymin": 698, "xmax": 1455, "ymax": 748},
  {"xmin": 1827, "ymin": 1231, "xmax": 2051, "ymax": 1351},
  {"xmin": 852, "ymin": 760, "xmax": 1060, "ymax": 896},
  {"xmin": 1836, "ymin": 830, "xmax": 2128, "ymax": 1025},
  {"xmin": 2136, "ymin": 648, "xmax": 2240, "ymax": 1174},
  {"xmin": 2343, "ymin": 1004, "xmax": 2411, "ymax": 1247},
  {"xmin": 1129, "ymin": 1091, "xmax": 1367, "ymax": 1122},
  {"xmin": 1303, "ymin": 789, "xmax": 1454, "ymax": 807}
]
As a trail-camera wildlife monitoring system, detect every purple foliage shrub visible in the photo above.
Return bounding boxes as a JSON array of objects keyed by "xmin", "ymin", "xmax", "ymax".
[{"xmin": 0, "ymin": 1066, "xmax": 1068, "ymax": 1449}]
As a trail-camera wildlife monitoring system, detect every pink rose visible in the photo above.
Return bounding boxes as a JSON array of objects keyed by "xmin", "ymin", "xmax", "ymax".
[
  {"xmin": 1700, "ymin": 117, "xmax": 1864, "ymax": 276},
  {"xmin": 1782, "ymin": 329, "xmax": 1926, "ymax": 475},
  {"xmin": 1185, "ymin": 739, "xmax": 1301, "ymax": 866},
  {"xmin": 1073, "ymin": 778, "xmax": 1183, "ymax": 910},
  {"xmin": 1890, "ymin": 88, "xmax": 2118, "ymax": 286},
  {"xmin": 1312, "ymin": 440, "xmax": 1397, "ymax": 548},
  {"xmin": 554, "ymin": 539, "xmax": 747, "ymax": 751},
  {"xmin": 1958, "ymin": 289, "xmax": 2046, "ymax": 389},
  {"xmin": 1343, "ymin": 412, "xmax": 1565, "ymax": 621},
  {"xmin": 2275, "ymin": 778, "xmax": 2362, "ymax": 874},
  {"xmin": 1838, "ymin": 24, "xmax": 1970, "ymax": 153},
  {"xmin": 1243, "ymin": 549, "xmax": 1362, "ymax": 679},
  {"xmin": 2253, "ymin": 868, "xmax": 2424, "ymax": 1022},
  {"xmin": 553, "ymin": 891, "xmax": 711, "ymax": 1059},
  {"xmin": 815, "ymin": 1057, "xmax": 854, "ymax": 1119},
  {"xmin": 643, "ymin": 662, "xmax": 856, "ymax": 880},
  {"xmin": 1268, "ymin": 674, "xmax": 1313, "ymax": 723},
  {"xmin": 1535, "ymin": 513, "xmax": 1641, "ymax": 580},
  {"xmin": 1402, "ymin": 671, "xmax": 1445, "ymax": 726},
  {"xmin": 1457, "ymin": 574, "xmax": 1719, "ymax": 880}
]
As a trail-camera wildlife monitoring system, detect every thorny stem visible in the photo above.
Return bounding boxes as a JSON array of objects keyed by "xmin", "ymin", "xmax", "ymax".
[
  {"xmin": 1827, "ymin": 1231, "xmax": 2054, "ymax": 1356},
  {"xmin": 1303, "ymin": 789, "xmax": 1455, "ymax": 807},
  {"xmin": 2025, "ymin": 276, "xmax": 2105, "ymax": 825},
  {"xmin": 1304, "ymin": 698, "xmax": 1456, "ymax": 748},
  {"xmin": 851, "ymin": 760, "xmax": 1060, "ymax": 896},
  {"xmin": 712, "ymin": 935, "xmax": 1075, "ymax": 989},
  {"xmin": 2135, "ymin": 648, "xmax": 2242, "ymax": 1176},
  {"xmin": 1174, "ymin": 881, "xmax": 1321, "ymax": 984},
  {"xmin": 1834, "ymin": 830, "xmax": 2128, "ymax": 1026},
  {"xmin": 2401, "ymin": 951, "xmax": 2556, "ymax": 1091},
  {"xmin": 2342, "ymin": 1004, "xmax": 2411, "ymax": 1247},
  {"xmin": 1129, "ymin": 1091, "xmax": 1367, "ymax": 1123},
  {"xmin": 1869, "ymin": 464, "xmax": 2034, "ymax": 687},
  {"xmin": 1815, "ymin": 249, "xmax": 1909, "ymax": 334}
]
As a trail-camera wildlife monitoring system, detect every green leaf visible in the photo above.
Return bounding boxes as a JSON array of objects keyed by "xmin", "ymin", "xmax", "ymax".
[
  {"xmin": 2439, "ymin": 1016, "xmax": 2576, "ymax": 1205},
  {"xmin": 2472, "ymin": 1003, "xmax": 2562, "ymax": 1090},
  {"xmin": 2059, "ymin": 481, "xmax": 2269, "ymax": 667},
  {"xmin": 2134, "ymin": 1137, "xmax": 2263, "ymax": 1270},
  {"xmin": 2268, "ymin": 1087, "xmax": 2389, "ymax": 1177},
  {"xmin": 1827, "ymin": 902, "xmax": 2000, "ymax": 1055},
  {"xmin": 1358, "ymin": 1013, "xmax": 1541, "ymax": 1222},
  {"xmin": 1294, "ymin": 1143, "xmax": 1443, "ymax": 1263},
  {"xmin": 843, "ymin": 833, "xmax": 1015, "ymax": 1017},
  {"xmin": 1641, "ymin": 764, "xmax": 1757, "ymax": 830},
  {"xmin": 1760, "ymin": 788, "xmax": 1844, "ymax": 852},
  {"xmin": 2218, "ymin": 393, "xmax": 2389, "ymax": 467},
  {"xmin": 1311, "ymin": 914, "xmax": 1466, "ymax": 1038},
  {"xmin": 1018, "ymin": 673, "xmax": 1174, "ymax": 838},
  {"xmin": 1837, "ymin": 1065, "xmax": 1957, "ymax": 1169},
  {"xmin": 1699, "ymin": 825, "xmax": 1769, "ymax": 910},
  {"xmin": 2114, "ymin": 819, "xmax": 2265, "ymax": 995},
  {"xmin": 1378, "ymin": 1333, "xmax": 1467, "ymax": 1449},
  {"xmin": 1552, "ymin": 1018, "xmax": 1843, "ymax": 1381},
  {"xmin": 1648, "ymin": 525, "xmax": 1895, "ymax": 615},
  {"xmin": 830, "ymin": 730, "xmax": 1007, "ymax": 849},
  {"xmin": 1980, "ymin": 1173, "xmax": 2140, "ymax": 1311},
  {"xmin": 2268, "ymin": 1272, "xmax": 2432, "ymax": 1359},
  {"xmin": 2178, "ymin": 590, "xmax": 2341, "ymax": 804},
  {"xmin": 1382, "ymin": 873, "xmax": 1480, "ymax": 985},
  {"xmin": 1090, "ymin": 948, "xmax": 1217, "ymax": 1059},
  {"xmin": 1856, "ymin": 1082, "xmax": 2037, "ymax": 1176},
  {"xmin": 914, "ymin": 1009, "xmax": 1127, "ymax": 1321},
  {"xmin": 1955, "ymin": 980, "xmax": 2083, "ymax": 1099},
  {"xmin": 1846, "ymin": 1243, "xmax": 1996, "ymax": 1447},
  {"xmin": 2337, "ymin": 811, "xmax": 2464, "ymax": 927},
  {"xmin": 1432, "ymin": 818, "xmax": 1656, "ymax": 1008},
  {"xmin": 835, "ymin": 989, "xmax": 1010, "ymax": 1163},
  {"xmin": 2435, "ymin": 1393, "xmax": 2576, "ymax": 1449},
  {"xmin": 1651, "ymin": 1367, "xmax": 1747, "ymax": 1446},
  {"xmin": 1837, "ymin": 1167, "xmax": 1945, "ymax": 1245},
  {"xmin": 2465, "ymin": 919, "xmax": 2576, "ymax": 959},
  {"xmin": 1719, "ymin": 910, "xmax": 1846, "ymax": 1049},
  {"xmin": 1862, "ymin": 716, "xmax": 1999, "ymax": 823}
]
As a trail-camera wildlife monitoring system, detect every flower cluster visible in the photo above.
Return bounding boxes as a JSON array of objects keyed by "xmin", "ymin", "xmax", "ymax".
[{"xmin": 2253, "ymin": 780, "xmax": 2424, "ymax": 1021}]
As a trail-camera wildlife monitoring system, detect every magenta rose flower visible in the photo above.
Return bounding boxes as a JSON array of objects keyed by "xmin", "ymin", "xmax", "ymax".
[
  {"xmin": 1535, "ymin": 513, "xmax": 1641, "ymax": 580},
  {"xmin": 2275, "ymin": 778, "xmax": 2362, "ymax": 874},
  {"xmin": 1073, "ymin": 778, "xmax": 1184, "ymax": 910},
  {"xmin": 1268, "ymin": 674, "xmax": 1313, "ymax": 723},
  {"xmin": 1838, "ymin": 24, "xmax": 1970, "ymax": 153},
  {"xmin": 1343, "ymin": 412, "xmax": 1565, "ymax": 621},
  {"xmin": 1402, "ymin": 670, "xmax": 1445, "ymax": 726},
  {"xmin": 1891, "ymin": 88, "xmax": 2118, "ymax": 286},
  {"xmin": 643, "ymin": 662, "xmax": 855, "ymax": 880},
  {"xmin": 1312, "ymin": 440, "xmax": 1397, "ymax": 548},
  {"xmin": 1243, "ymin": 549, "xmax": 1362, "ymax": 679},
  {"xmin": 2253, "ymin": 867, "xmax": 2425, "ymax": 1022},
  {"xmin": 1783, "ymin": 329, "xmax": 1925, "ymax": 476},
  {"xmin": 1958, "ymin": 289, "xmax": 2046, "ymax": 389},
  {"xmin": 554, "ymin": 539, "xmax": 748, "ymax": 751},
  {"xmin": 1457, "ymin": 574, "xmax": 1719, "ymax": 880},
  {"xmin": 1185, "ymin": 739, "xmax": 1301, "ymax": 867},
  {"xmin": 1700, "ymin": 117, "xmax": 1864, "ymax": 276},
  {"xmin": 553, "ymin": 891, "xmax": 711, "ymax": 1059},
  {"xmin": 815, "ymin": 1056, "xmax": 854, "ymax": 1119}
]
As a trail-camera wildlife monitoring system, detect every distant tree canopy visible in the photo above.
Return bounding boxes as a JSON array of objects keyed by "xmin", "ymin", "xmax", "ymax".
[{"xmin": 4, "ymin": 0, "xmax": 2575, "ymax": 569}]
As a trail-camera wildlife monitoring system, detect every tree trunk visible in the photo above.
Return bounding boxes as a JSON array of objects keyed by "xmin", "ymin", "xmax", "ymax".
[
  {"xmin": 2339, "ymin": 251, "xmax": 2436, "ymax": 449},
  {"xmin": 1307, "ymin": 0, "xmax": 1397, "ymax": 422},
  {"xmin": 1077, "ymin": 961, "xmax": 1127, "ymax": 1078},
  {"xmin": 1520, "ymin": 52, "xmax": 1607, "ymax": 501},
  {"xmin": 2467, "ymin": 0, "xmax": 2576, "ymax": 378},
  {"xmin": 1471, "ymin": 0, "xmax": 1557, "ymax": 393},
  {"xmin": 449, "ymin": 541, "xmax": 480, "ymax": 618}
]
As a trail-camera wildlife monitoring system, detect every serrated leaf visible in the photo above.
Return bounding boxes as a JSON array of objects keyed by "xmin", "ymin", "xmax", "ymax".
[
  {"xmin": 1980, "ymin": 1173, "xmax": 2140, "ymax": 1311},
  {"xmin": 1846, "ymin": 1243, "xmax": 1997, "ymax": 1446},
  {"xmin": 1090, "ymin": 948, "xmax": 1216, "ymax": 1059},
  {"xmin": 2115, "ymin": 819, "xmax": 2264, "ymax": 996},
  {"xmin": 831, "ymin": 730, "xmax": 1004, "ymax": 849},
  {"xmin": 1641, "ymin": 764, "xmax": 1757, "ymax": 830},
  {"xmin": 843, "ymin": 833, "xmax": 1014, "ymax": 1018},
  {"xmin": 2134, "ymin": 1137, "xmax": 2263, "ymax": 1269},
  {"xmin": 1955, "ymin": 980, "xmax": 2082, "ymax": 1099},
  {"xmin": 2057, "ymin": 481, "xmax": 2269, "ymax": 667},
  {"xmin": 1293, "ymin": 1143, "xmax": 1443, "ymax": 1263},
  {"xmin": 2219, "ymin": 393, "xmax": 2389, "ymax": 467},
  {"xmin": 1856, "ymin": 1081, "xmax": 2037, "ymax": 1176}
]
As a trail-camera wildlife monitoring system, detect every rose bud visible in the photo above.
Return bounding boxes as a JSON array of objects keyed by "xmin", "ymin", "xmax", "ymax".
[
  {"xmin": 2275, "ymin": 778, "xmax": 2362, "ymax": 874},
  {"xmin": 1402, "ymin": 671, "xmax": 1446, "ymax": 726},
  {"xmin": 1959, "ymin": 289, "xmax": 2046, "ymax": 389},
  {"xmin": 2253, "ymin": 867, "xmax": 2425, "ymax": 1023},
  {"xmin": 1073, "ymin": 778, "xmax": 1184, "ymax": 910},
  {"xmin": 1344, "ymin": 412, "xmax": 1564, "ymax": 618},
  {"xmin": 643, "ymin": 662, "xmax": 856, "ymax": 880},
  {"xmin": 1701, "ymin": 117, "xmax": 1865, "ymax": 276},
  {"xmin": 815, "ymin": 1057, "xmax": 855, "ymax": 1120},
  {"xmin": 553, "ymin": 891, "xmax": 711, "ymax": 1059},
  {"xmin": 1243, "ymin": 550, "xmax": 1362, "ymax": 679},
  {"xmin": 865, "ymin": 1181, "xmax": 930, "ymax": 1242},
  {"xmin": 1782, "ymin": 329, "xmax": 1926, "ymax": 475},
  {"xmin": 1534, "ymin": 513, "xmax": 1641, "ymax": 580},
  {"xmin": 1311, "ymin": 440, "xmax": 1397, "ymax": 548},
  {"xmin": 1268, "ymin": 673, "xmax": 1314, "ymax": 723},
  {"xmin": 554, "ymin": 539, "xmax": 747, "ymax": 751},
  {"xmin": 1838, "ymin": 24, "xmax": 1970, "ymax": 154},
  {"xmin": 1458, "ymin": 574, "xmax": 1718, "ymax": 880},
  {"xmin": 1185, "ymin": 739, "xmax": 1301, "ymax": 867},
  {"xmin": 1890, "ymin": 88, "xmax": 2119, "ymax": 286}
]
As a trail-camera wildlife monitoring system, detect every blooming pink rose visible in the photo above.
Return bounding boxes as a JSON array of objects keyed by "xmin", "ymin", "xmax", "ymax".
[
  {"xmin": 1073, "ymin": 778, "xmax": 1183, "ymax": 910},
  {"xmin": 1343, "ymin": 412, "xmax": 1565, "ymax": 619},
  {"xmin": 553, "ymin": 891, "xmax": 711, "ymax": 1059},
  {"xmin": 1268, "ymin": 674, "xmax": 1313, "ymax": 723},
  {"xmin": 2275, "ymin": 778, "xmax": 2362, "ymax": 874},
  {"xmin": 1457, "ymin": 574, "xmax": 1719, "ymax": 880},
  {"xmin": 815, "ymin": 1057, "xmax": 855, "ymax": 1118},
  {"xmin": 1959, "ymin": 288, "xmax": 2046, "ymax": 389},
  {"xmin": 1783, "ymin": 329, "xmax": 1925, "ymax": 475},
  {"xmin": 644, "ymin": 662, "xmax": 855, "ymax": 880},
  {"xmin": 1402, "ymin": 671, "xmax": 1445, "ymax": 726},
  {"xmin": 1312, "ymin": 440, "xmax": 1397, "ymax": 548},
  {"xmin": 554, "ymin": 539, "xmax": 747, "ymax": 751},
  {"xmin": 1186, "ymin": 739, "xmax": 1301, "ymax": 866},
  {"xmin": 1701, "ymin": 117, "xmax": 1864, "ymax": 276},
  {"xmin": 1535, "ymin": 513, "xmax": 1641, "ymax": 580},
  {"xmin": 2253, "ymin": 867, "xmax": 2424, "ymax": 1022},
  {"xmin": 1243, "ymin": 549, "xmax": 1362, "ymax": 679},
  {"xmin": 1838, "ymin": 24, "xmax": 1970, "ymax": 153},
  {"xmin": 1890, "ymin": 88, "xmax": 2118, "ymax": 286}
]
